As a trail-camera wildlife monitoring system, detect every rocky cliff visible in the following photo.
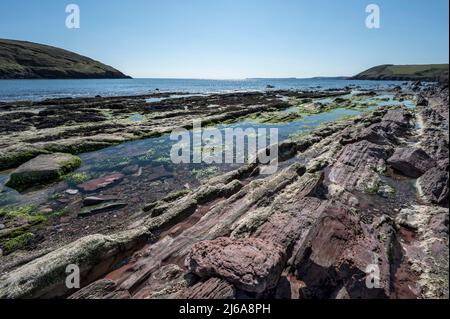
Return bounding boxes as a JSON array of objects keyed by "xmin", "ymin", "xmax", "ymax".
[
  {"xmin": 0, "ymin": 39, "xmax": 130, "ymax": 79},
  {"xmin": 353, "ymin": 64, "xmax": 449, "ymax": 83}
]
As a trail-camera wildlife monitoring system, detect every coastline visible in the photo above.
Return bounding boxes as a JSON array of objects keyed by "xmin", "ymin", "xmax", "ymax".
[{"xmin": 0, "ymin": 81, "xmax": 448, "ymax": 299}]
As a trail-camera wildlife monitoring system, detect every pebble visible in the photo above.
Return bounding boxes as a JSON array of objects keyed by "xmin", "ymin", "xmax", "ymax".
[
  {"xmin": 66, "ymin": 189, "xmax": 79, "ymax": 195},
  {"xmin": 0, "ymin": 223, "xmax": 5, "ymax": 230}
]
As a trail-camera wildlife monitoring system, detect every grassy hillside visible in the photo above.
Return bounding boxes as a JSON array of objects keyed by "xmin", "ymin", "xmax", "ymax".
[
  {"xmin": 0, "ymin": 39, "xmax": 130, "ymax": 79},
  {"xmin": 353, "ymin": 64, "xmax": 449, "ymax": 82}
]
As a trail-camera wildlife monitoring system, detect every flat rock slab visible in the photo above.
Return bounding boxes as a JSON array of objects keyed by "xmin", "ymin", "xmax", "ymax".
[
  {"xmin": 83, "ymin": 196, "xmax": 120, "ymax": 207},
  {"xmin": 78, "ymin": 201, "xmax": 127, "ymax": 217},
  {"xmin": 185, "ymin": 237, "xmax": 285, "ymax": 293},
  {"xmin": 6, "ymin": 153, "xmax": 81, "ymax": 191},
  {"xmin": 77, "ymin": 173, "xmax": 124, "ymax": 192}
]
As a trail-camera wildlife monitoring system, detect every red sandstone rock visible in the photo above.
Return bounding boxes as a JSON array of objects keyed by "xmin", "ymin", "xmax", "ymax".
[
  {"xmin": 387, "ymin": 147, "xmax": 435, "ymax": 178},
  {"xmin": 77, "ymin": 173, "xmax": 124, "ymax": 192},
  {"xmin": 418, "ymin": 166, "xmax": 449, "ymax": 205},
  {"xmin": 178, "ymin": 278, "xmax": 236, "ymax": 299},
  {"xmin": 186, "ymin": 237, "xmax": 285, "ymax": 293}
]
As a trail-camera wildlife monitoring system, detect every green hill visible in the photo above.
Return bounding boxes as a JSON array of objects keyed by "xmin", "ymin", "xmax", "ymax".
[
  {"xmin": 0, "ymin": 39, "xmax": 130, "ymax": 79},
  {"xmin": 353, "ymin": 64, "xmax": 449, "ymax": 82}
]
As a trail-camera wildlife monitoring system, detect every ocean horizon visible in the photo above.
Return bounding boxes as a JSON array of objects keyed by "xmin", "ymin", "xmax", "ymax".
[{"xmin": 0, "ymin": 77, "xmax": 406, "ymax": 102}]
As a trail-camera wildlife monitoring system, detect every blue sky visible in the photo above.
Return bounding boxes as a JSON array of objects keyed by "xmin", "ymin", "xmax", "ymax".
[{"xmin": 0, "ymin": 0, "xmax": 448, "ymax": 78}]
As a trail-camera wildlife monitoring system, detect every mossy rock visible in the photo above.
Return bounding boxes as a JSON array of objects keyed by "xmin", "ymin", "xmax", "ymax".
[
  {"xmin": 3, "ymin": 232, "xmax": 34, "ymax": 253},
  {"xmin": 0, "ymin": 205, "xmax": 48, "ymax": 232},
  {"xmin": 5, "ymin": 153, "xmax": 81, "ymax": 192}
]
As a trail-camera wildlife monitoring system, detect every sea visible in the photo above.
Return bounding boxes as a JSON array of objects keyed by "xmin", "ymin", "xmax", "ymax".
[{"xmin": 0, "ymin": 78, "xmax": 406, "ymax": 102}]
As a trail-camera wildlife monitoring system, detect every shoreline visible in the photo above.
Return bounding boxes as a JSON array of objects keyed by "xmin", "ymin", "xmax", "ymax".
[{"xmin": 0, "ymin": 83, "xmax": 448, "ymax": 299}]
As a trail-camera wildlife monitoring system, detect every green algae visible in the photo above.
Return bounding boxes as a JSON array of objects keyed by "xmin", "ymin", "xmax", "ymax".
[
  {"xmin": 64, "ymin": 172, "xmax": 91, "ymax": 185},
  {"xmin": 3, "ymin": 232, "xmax": 34, "ymax": 253}
]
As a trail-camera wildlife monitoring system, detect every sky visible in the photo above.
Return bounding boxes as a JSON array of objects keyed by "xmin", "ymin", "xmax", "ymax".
[{"xmin": 0, "ymin": 0, "xmax": 448, "ymax": 78}]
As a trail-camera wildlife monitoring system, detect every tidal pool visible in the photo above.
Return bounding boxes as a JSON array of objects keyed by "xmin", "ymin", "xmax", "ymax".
[{"xmin": 0, "ymin": 93, "xmax": 414, "ymax": 213}]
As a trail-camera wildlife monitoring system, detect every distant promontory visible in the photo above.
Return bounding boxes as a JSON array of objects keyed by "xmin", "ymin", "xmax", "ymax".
[
  {"xmin": 0, "ymin": 39, "xmax": 131, "ymax": 79},
  {"xmin": 352, "ymin": 64, "xmax": 449, "ymax": 82}
]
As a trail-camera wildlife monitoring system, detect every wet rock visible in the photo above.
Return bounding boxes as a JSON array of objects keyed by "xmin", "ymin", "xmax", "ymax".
[
  {"xmin": 417, "ymin": 166, "xmax": 449, "ymax": 205},
  {"xmin": 333, "ymin": 97, "xmax": 347, "ymax": 104},
  {"xmin": 186, "ymin": 237, "xmax": 285, "ymax": 293},
  {"xmin": 355, "ymin": 91, "xmax": 377, "ymax": 97},
  {"xmin": 83, "ymin": 196, "xmax": 119, "ymax": 207},
  {"xmin": 387, "ymin": 147, "xmax": 435, "ymax": 178},
  {"xmin": 78, "ymin": 201, "xmax": 127, "ymax": 217},
  {"xmin": 122, "ymin": 164, "xmax": 140, "ymax": 175},
  {"xmin": 5, "ymin": 153, "xmax": 81, "ymax": 191},
  {"xmin": 146, "ymin": 166, "xmax": 173, "ymax": 182},
  {"xmin": 77, "ymin": 173, "xmax": 124, "ymax": 192}
]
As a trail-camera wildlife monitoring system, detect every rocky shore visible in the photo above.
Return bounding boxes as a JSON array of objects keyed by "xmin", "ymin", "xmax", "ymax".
[{"xmin": 0, "ymin": 83, "xmax": 448, "ymax": 299}]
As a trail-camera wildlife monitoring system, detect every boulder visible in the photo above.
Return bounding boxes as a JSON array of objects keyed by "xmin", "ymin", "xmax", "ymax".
[
  {"xmin": 6, "ymin": 153, "xmax": 81, "ymax": 191},
  {"xmin": 185, "ymin": 237, "xmax": 285, "ymax": 293},
  {"xmin": 417, "ymin": 167, "xmax": 449, "ymax": 205},
  {"xmin": 387, "ymin": 147, "xmax": 435, "ymax": 178}
]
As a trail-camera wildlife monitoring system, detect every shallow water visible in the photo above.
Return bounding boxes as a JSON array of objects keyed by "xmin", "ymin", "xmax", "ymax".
[{"xmin": 0, "ymin": 91, "xmax": 414, "ymax": 212}]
